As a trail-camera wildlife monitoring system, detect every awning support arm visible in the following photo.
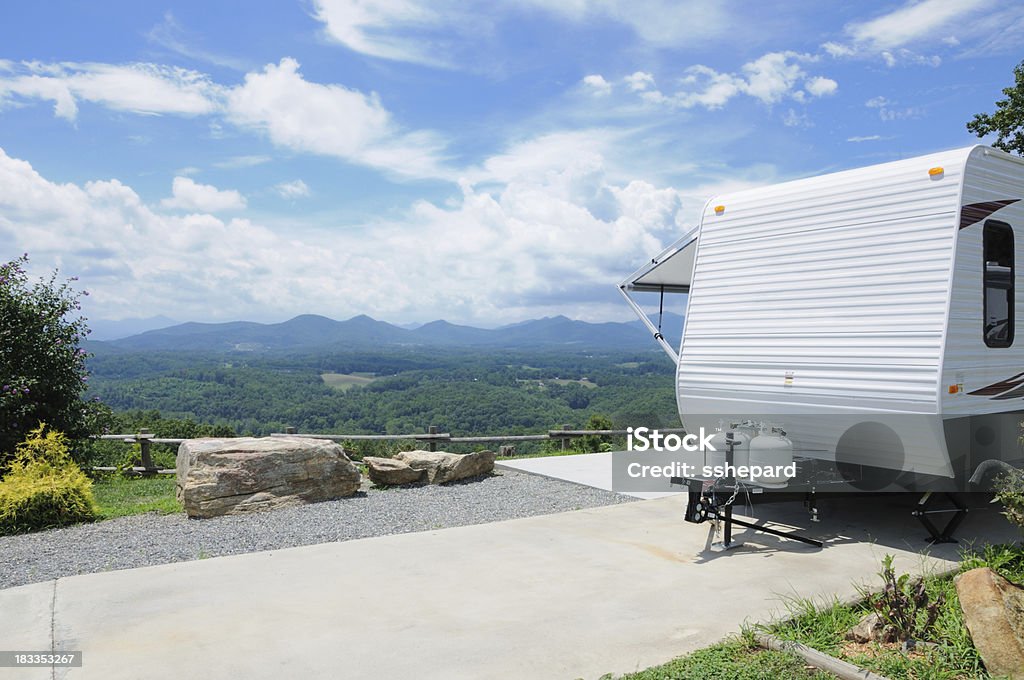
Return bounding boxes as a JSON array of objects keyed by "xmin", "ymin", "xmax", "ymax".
[{"xmin": 617, "ymin": 284, "xmax": 679, "ymax": 363}]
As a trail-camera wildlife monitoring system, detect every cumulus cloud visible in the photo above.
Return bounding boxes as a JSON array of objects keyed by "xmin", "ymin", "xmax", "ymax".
[
  {"xmin": 614, "ymin": 52, "xmax": 836, "ymax": 111},
  {"xmin": 0, "ymin": 140, "xmax": 687, "ymax": 323},
  {"xmin": 160, "ymin": 176, "xmax": 246, "ymax": 212},
  {"xmin": 225, "ymin": 58, "xmax": 448, "ymax": 178},
  {"xmin": 581, "ymin": 74, "xmax": 612, "ymax": 95},
  {"xmin": 274, "ymin": 179, "xmax": 311, "ymax": 199},
  {"xmin": 804, "ymin": 76, "xmax": 838, "ymax": 97},
  {"xmin": 0, "ymin": 58, "xmax": 450, "ymax": 180},
  {"xmin": 625, "ymin": 71, "xmax": 655, "ymax": 92}
]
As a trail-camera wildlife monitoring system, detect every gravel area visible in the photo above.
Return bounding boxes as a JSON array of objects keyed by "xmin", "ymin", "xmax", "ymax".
[{"xmin": 0, "ymin": 469, "xmax": 634, "ymax": 590}]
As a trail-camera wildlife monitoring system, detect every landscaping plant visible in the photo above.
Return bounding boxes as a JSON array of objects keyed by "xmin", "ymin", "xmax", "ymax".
[
  {"xmin": 870, "ymin": 554, "xmax": 944, "ymax": 643},
  {"xmin": 0, "ymin": 425, "xmax": 96, "ymax": 535},
  {"xmin": 993, "ymin": 467, "xmax": 1024, "ymax": 529}
]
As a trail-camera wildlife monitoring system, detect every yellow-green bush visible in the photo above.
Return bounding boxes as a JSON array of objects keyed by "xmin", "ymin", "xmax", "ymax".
[{"xmin": 0, "ymin": 425, "xmax": 96, "ymax": 535}]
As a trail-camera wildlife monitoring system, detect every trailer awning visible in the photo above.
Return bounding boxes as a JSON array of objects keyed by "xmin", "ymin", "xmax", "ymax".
[{"xmin": 622, "ymin": 231, "xmax": 698, "ymax": 294}]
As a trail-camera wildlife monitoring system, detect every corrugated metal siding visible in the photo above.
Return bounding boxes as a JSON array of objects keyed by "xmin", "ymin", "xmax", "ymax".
[
  {"xmin": 942, "ymin": 147, "xmax": 1024, "ymax": 416},
  {"xmin": 679, "ymin": 148, "xmax": 972, "ymax": 415}
]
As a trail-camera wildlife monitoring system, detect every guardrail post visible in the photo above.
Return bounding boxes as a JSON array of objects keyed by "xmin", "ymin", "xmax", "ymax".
[
  {"xmin": 138, "ymin": 429, "xmax": 157, "ymax": 476},
  {"xmin": 428, "ymin": 425, "xmax": 438, "ymax": 452},
  {"xmin": 561, "ymin": 424, "xmax": 571, "ymax": 451}
]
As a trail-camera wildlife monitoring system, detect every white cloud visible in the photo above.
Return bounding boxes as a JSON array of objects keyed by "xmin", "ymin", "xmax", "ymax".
[
  {"xmin": 0, "ymin": 58, "xmax": 449, "ymax": 181},
  {"xmin": 804, "ymin": 76, "xmax": 838, "ymax": 97},
  {"xmin": 214, "ymin": 155, "xmax": 272, "ymax": 169},
  {"xmin": 625, "ymin": 71, "xmax": 655, "ymax": 92},
  {"xmin": 160, "ymin": 176, "xmax": 246, "ymax": 212},
  {"xmin": 823, "ymin": 0, "xmax": 1020, "ymax": 64},
  {"xmin": 781, "ymin": 108, "xmax": 810, "ymax": 128},
  {"xmin": 312, "ymin": 0, "xmax": 483, "ymax": 68},
  {"xmin": 145, "ymin": 11, "xmax": 252, "ymax": 71},
  {"xmin": 274, "ymin": 179, "xmax": 311, "ymax": 199},
  {"xmin": 225, "ymin": 58, "xmax": 448, "ymax": 179},
  {"xmin": 0, "ymin": 139, "xmax": 693, "ymax": 323},
  {"xmin": 0, "ymin": 61, "xmax": 221, "ymax": 121},
  {"xmin": 582, "ymin": 74, "xmax": 612, "ymax": 95},
  {"xmin": 616, "ymin": 52, "xmax": 836, "ymax": 111},
  {"xmin": 519, "ymin": 0, "xmax": 733, "ymax": 47},
  {"xmin": 847, "ymin": 0, "xmax": 987, "ymax": 50},
  {"xmin": 311, "ymin": 0, "xmax": 735, "ymax": 67},
  {"xmin": 865, "ymin": 96, "xmax": 920, "ymax": 121},
  {"xmin": 846, "ymin": 135, "xmax": 883, "ymax": 142}
]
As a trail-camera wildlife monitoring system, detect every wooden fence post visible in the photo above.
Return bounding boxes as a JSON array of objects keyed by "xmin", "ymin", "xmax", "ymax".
[
  {"xmin": 428, "ymin": 425, "xmax": 438, "ymax": 452},
  {"xmin": 561, "ymin": 424, "xmax": 571, "ymax": 451},
  {"xmin": 138, "ymin": 429, "xmax": 156, "ymax": 476}
]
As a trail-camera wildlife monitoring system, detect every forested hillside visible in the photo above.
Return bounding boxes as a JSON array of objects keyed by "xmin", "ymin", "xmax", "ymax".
[{"xmin": 85, "ymin": 348, "xmax": 679, "ymax": 437}]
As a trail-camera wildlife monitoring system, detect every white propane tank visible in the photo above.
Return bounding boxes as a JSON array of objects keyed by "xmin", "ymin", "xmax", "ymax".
[
  {"xmin": 705, "ymin": 422, "xmax": 753, "ymax": 478},
  {"xmin": 748, "ymin": 426, "xmax": 794, "ymax": 488}
]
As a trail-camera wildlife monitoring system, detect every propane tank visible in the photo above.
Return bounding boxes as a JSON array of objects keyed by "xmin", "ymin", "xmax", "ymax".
[
  {"xmin": 705, "ymin": 422, "xmax": 753, "ymax": 478},
  {"xmin": 748, "ymin": 425, "xmax": 794, "ymax": 488}
]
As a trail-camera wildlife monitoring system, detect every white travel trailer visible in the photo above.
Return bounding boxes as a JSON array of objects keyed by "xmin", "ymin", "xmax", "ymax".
[{"xmin": 620, "ymin": 145, "xmax": 1024, "ymax": 500}]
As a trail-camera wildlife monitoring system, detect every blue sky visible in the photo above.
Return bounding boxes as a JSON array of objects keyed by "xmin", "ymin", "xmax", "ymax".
[{"xmin": 1, "ymin": 0, "xmax": 1022, "ymax": 326}]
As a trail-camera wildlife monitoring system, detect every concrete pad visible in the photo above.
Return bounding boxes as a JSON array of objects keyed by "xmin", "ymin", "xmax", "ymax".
[
  {"xmin": 0, "ymin": 581, "xmax": 54, "ymax": 680},
  {"xmin": 0, "ymin": 494, "xmax": 1018, "ymax": 680},
  {"xmin": 497, "ymin": 451, "xmax": 676, "ymax": 499}
]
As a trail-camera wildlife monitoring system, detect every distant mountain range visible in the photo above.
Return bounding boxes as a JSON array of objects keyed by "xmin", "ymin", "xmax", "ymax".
[
  {"xmin": 87, "ymin": 315, "xmax": 178, "ymax": 341},
  {"xmin": 87, "ymin": 312, "xmax": 685, "ymax": 353}
]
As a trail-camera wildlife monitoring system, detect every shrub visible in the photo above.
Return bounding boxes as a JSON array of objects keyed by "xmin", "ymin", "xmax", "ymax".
[
  {"xmin": 0, "ymin": 426, "xmax": 96, "ymax": 535},
  {"xmin": 993, "ymin": 468, "xmax": 1024, "ymax": 528},
  {"xmin": 869, "ymin": 554, "xmax": 944, "ymax": 642}
]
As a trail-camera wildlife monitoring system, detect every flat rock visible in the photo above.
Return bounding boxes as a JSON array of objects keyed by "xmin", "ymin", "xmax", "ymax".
[
  {"xmin": 363, "ymin": 456, "xmax": 426, "ymax": 486},
  {"xmin": 176, "ymin": 437, "xmax": 360, "ymax": 518},
  {"xmin": 393, "ymin": 450, "xmax": 496, "ymax": 484},
  {"xmin": 955, "ymin": 567, "xmax": 1024, "ymax": 679}
]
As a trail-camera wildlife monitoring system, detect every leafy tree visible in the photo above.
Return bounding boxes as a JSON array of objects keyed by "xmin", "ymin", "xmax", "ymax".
[
  {"xmin": 967, "ymin": 60, "xmax": 1024, "ymax": 154},
  {"xmin": 0, "ymin": 255, "xmax": 97, "ymax": 464},
  {"xmin": 575, "ymin": 413, "xmax": 615, "ymax": 453}
]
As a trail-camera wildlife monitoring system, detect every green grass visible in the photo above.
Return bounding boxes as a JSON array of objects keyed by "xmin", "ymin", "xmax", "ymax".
[
  {"xmin": 610, "ymin": 632, "xmax": 834, "ymax": 679},
  {"xmin": 320, "ymin": 372, "xmax": 377, "ymax": 391},
  {"xmin": 92, "ymin": 474, "xmax": 181, "ymax": 519},
  {"xmin": 616, "ymin": 545, "xmax": 1024, "ymax": 680},
  {"xmin": 765, "ymin": 544, "xmax": 1024, "ymax": 680}
]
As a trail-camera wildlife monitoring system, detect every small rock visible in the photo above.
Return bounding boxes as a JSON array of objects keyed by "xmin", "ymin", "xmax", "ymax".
[
  {"xmin": 846, "ymin": 612, "xmax": 897, "ymax": 643},
  {"xmin": 364, "ymin": 457, "xmax": 426, "ymax": 486},
  {"xmin": 955, "ymin": 567, "xmax": 1024, "ymax": 679}
]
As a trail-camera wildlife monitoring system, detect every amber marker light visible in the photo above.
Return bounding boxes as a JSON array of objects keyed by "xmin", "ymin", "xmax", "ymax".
[
  {"xmin": 928, "ymin": 166, "xmax": 944, "ymax": 178},
  {"xmin": 714, "ymin": 205, "xmax": 725, "ymax": 214}
]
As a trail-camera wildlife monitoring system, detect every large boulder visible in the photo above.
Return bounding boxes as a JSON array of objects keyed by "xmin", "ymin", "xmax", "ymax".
[
  {"xmin": 176, "ymin": 437, "xmax": 360, "ymax": 518},
  {"xmin": 396, "ymin": 450, "xmax": 495, "ymax": 484},
  {"xmin": 955, "ymin": 567, "xmax": 1024, "ymax": 679},
  {"xmin": 364, "ymin": 450, "xmax": 495, "ymax": 486}
]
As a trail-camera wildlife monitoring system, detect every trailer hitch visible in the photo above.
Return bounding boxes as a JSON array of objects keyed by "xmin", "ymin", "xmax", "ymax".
[{"xmin": 674, "ymin": 477, "xmax": 823, "ymax": 550}]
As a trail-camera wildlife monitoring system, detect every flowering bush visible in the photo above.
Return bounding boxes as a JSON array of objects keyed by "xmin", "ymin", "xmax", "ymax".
[{"xmin": 0, "ymin": 254, "xmax": 98, "ymax": 465}]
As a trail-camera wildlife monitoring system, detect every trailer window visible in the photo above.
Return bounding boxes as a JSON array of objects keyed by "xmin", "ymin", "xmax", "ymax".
[{"xmin": 984, "ymin": 220, "xmax": 1014, "ymax": 348}]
